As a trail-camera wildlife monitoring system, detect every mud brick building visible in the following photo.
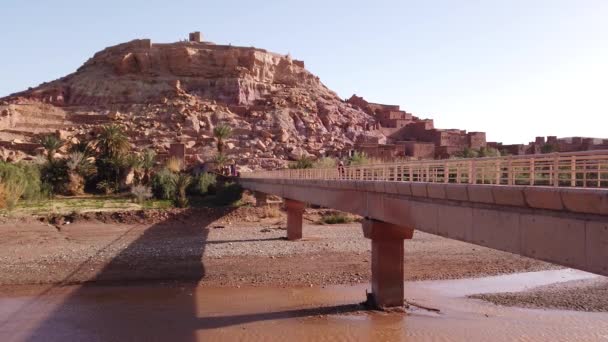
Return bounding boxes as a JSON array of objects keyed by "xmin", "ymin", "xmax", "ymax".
[{"xmin": 347, "ymin": 95, "xmax": 487, "ymax": 160}]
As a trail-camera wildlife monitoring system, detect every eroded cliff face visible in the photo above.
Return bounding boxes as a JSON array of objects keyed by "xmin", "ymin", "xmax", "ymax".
[
  {"xmin": 15, "ymin": 39, "xmax": 321, "ymax": 107},
  {"xmin": 0, "ymin": 37, "xmax": 383, "ymax": 168}
]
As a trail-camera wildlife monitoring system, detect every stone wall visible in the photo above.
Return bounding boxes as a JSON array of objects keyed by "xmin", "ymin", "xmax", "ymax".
[
  {"xmin": 468, "ymin": 132, "xmax": 487, "ymax": 149},
  {"xmin": 396, "ymin": 141, "xmax": 435, "ymax": 159}
]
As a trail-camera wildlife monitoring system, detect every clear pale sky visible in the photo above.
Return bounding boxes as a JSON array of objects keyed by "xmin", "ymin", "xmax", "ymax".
[{"xmin": 1, "ymin": 0, "xmax": 607, "ymax": 144}]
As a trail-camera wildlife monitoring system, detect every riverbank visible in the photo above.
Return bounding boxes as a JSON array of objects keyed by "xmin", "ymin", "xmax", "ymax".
[
  {"xmin": 1, "ymin": 206, "xmax": 607, "ymax": 313},
  {"xmin": 0, "ymin": 207, "xmax": 557, "ymax": 288},
  {"xmin": 471, "ymin": 277, "xmax": 608, "ymax": 312}
]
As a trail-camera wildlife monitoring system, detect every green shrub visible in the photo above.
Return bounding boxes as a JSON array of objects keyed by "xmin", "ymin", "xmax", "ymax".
[
  {"xmin": 151, "ymin": 168, "xmax": 177, "ymax": 200},
  {"xmin": 40, "ymin": 159, "xmax": 69, "ymax": 195},
  {"xmin": 319, "ymin": 213, "xmax": 354, "ymax": 225},
  {"xmin": 213, "ymin": 182, "xmax": 243, "ymax": 206},
  {"xmin": 454, "ymin": 147, "xmax": 501, "ymax": 159},
  {"xmin": 289, "ymin": 156, "xmax": 314, "ymax": 169},
  {"xmin": 0, "ymin": 183, "xmax": 6, "ymax": 209},
  {"xmin": 189, "ymin": 172, "xmax": 217, "ymax": 196},
  {"xmin": 0, "ymin": 162, "xmax": 28, "ymax": 209},
  {"xmin": 96, "ymin": 180, "xmax": 118, "ymax": 195},
  {"xmin": 130, "ymin": 185, "xmax": 153, "ymax": 204},
  {"xmin": 348, "ymin": 152, "xmax": 368, "ymax": 166},
  {"xmin": 19, "ymin": 163, "xmax": 44, "ymax": 201},
  {"xmin": 541, "ymin": 143, "xmax": 558, "ymax": 154},
  {"xmin": 313, "ymin": 157, "xmax": 337, "ymax": 169},
  {"xmin": 0, "ymin": 162, "xmax": 45, "ymax": 208},
  {"xmin": 478, "ymin": 147, "xmax": 501, "ymax": 158}
]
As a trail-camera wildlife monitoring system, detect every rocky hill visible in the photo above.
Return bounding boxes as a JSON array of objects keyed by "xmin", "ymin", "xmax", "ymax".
[{"xmin": 0, "ymin": 34, "xmax": 384, "ymax": 169}]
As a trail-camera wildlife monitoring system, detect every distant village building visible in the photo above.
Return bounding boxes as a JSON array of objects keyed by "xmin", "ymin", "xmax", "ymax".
[
  {"xmin": 347, "ymin": 95, "xmax": 487, "ymax": 160},
  {"xmin": 488, "ymin": 136, "xmax": 608, "ymax": 156},
  {"xmin": 188, "ymin": 31, "xmax": 202, "ymax": 42},
  {"xmin": 347, "ymin": 94, "xmax": 607, "ymax": 161}
]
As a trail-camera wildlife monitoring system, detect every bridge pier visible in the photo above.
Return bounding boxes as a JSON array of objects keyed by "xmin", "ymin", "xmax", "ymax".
[
  {"xmin": 362, "ymin": 219, "xmax": 414, "ymax": 308},
  {"xmin": 254, "ymin": 191, "xmax": 268, "ymax": 207},
  {"xmin": 285, "ymin": 199, "xmax": 305, "ymax": 240}
]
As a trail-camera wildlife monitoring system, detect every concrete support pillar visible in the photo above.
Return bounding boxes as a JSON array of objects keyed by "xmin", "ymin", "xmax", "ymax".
[
  {"xmin": 285, "ymin": 199, "xmax": 305, "ymax": 240},
  {"xmin": 254, "ymin": 191, "xmax": 268, "ymax": 207},
  {"xmin": 362, "ymin": 219, "xmax": 414, "ymax": 308}
]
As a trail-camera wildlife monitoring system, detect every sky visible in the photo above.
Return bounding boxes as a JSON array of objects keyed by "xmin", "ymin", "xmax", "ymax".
[{"xmin": 1, "ymin": 0, "xmax": 607, "ymax": 144}]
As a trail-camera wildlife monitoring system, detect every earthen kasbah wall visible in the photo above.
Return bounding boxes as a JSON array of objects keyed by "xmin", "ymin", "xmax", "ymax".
[
  {"xmin": 347, "ymin": 94, "xmax": 487, "ymax": 159},
  {"xmin": 487, "ymin": 136, "xmax": 607, "ymax": 156},
  {"xmin": 348, "ymin": 93, "xmax": 606, "ymax": 160}
]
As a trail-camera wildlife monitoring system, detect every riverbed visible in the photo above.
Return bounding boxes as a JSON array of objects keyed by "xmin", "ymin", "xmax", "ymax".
[{"xmin": 1, "ymin": 269, "xmax": 606, "ymax": 342}]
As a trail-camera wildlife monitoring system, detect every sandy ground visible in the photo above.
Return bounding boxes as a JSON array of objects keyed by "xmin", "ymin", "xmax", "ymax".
[
  {"xmin": 471, "ymin": 278, "xmax": 608, "ymax": 312},
  {"xmin": 0, "ymin": 208, "xmax": 556, "ymax": 286},
  {"xmin": 0, "ymin": 207, "xmax": 604, "ymax": 311}
]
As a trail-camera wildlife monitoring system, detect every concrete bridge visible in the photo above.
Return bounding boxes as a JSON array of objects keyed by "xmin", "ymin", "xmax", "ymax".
[{"xmin": 240, "ymin": 150, "xmax": 608, "ymax": 308}]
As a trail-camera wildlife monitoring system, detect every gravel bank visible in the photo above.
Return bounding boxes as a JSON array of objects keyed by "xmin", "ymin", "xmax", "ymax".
[
  {"xmin": 471, "ymin": 278, "xmax": 608, "ymax": 312},
  {"xmin": 0, "ymin": 207, "xmax": 558, "ymax": 288}
]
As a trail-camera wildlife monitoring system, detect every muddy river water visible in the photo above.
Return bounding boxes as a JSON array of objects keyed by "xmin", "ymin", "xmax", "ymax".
[{"xmin": 0, "ymin": 269, "xmax": 606, "ymax": 341}]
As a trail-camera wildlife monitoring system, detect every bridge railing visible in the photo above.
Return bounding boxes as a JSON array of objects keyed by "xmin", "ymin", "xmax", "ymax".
[{"xmin": 243, "ymin": 150, "xmax": 608, "ymax": 188}]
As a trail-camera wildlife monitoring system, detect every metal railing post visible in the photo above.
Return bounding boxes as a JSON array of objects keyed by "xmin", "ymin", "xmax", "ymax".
[
  {"xmin": 468, "ymin": 160, "xmax": 475, "ymax": 184},
  {"xmin": 571, "ymin": 157, "xmax": 576, "ymax": 187},
  {"xmin": 507, "ymin": 157, "xmax": 513, "ymax": 185},
  {"xmin": 530, "ymin": 158, "xmax": 535, "ymax": 186}
]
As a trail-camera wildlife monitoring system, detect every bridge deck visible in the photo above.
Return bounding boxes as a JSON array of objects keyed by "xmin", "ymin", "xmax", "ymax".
[
  {"xmin": 247, "ymin": 150, "xmax": 608, "ymax": 189},
  {"xmin": 241, "ymin": 158, "xmax": 608, "ymax": 278}
]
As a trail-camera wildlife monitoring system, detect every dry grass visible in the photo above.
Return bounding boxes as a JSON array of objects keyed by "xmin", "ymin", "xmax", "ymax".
[
  {"xmin": 0, "ymin": 184, "xmax": 6, "ymax": 209},
  {"xmin": 165, "ymin": 157, "xmax": 183, "ymax": 173},
  {"xmin": 259, "ymin": 205, "xmax": 281, "ymax": 218},
  {"xmin": 318, "ymin": 212, "xmax": 356, "ymax": 225}
]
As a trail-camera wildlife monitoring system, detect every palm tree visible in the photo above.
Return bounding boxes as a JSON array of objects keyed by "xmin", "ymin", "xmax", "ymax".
[
  {"xmin": 39, "ymin": 135, "xmax": 63, "ymax": 161},
  {"xmin": 65, "ymin": 152, "xmax": 96, "ymax": 195},
  {"xmin": 213, "ymin": 124, "xmax": 232, "ymax": 153},
  {"xmin": 140, "ymin": 149, "xmax": 156, "ymax": 185},
  {"xmin": 172, "ymin": 173, "xmax": 192, "ymax": 208},
  {"xmin": 69, "ymin": 141, "xmax": 95, "ymax": 158},
  {"xmin": 95, "ymin": 124, "xmax": 130, "ymax": 159},
  {"xmin": 93, "ymin": 125, "xmax": 131, "ymax": 189},
  {"xmin": 214, "ymin": 153, "xmax": 229, "ymax": 172}
]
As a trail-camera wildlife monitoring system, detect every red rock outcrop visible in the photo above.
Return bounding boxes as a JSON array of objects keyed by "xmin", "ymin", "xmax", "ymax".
[{"xmin": 0, "ymin": 35, "xmax": 383, "ymax": 168}]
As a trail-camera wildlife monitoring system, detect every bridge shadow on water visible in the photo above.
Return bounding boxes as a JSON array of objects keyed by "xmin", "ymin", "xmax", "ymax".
[
  {"xmin": 195, "ymin": 304, "xmax": 363, "ymax": 330},
  {"xmin": 21, "ymin": 207, "xmax": 362, "ymax": 341},
  {"xmin": 23, "ymin": 207, "xmax": 218, "ymax": 341}
]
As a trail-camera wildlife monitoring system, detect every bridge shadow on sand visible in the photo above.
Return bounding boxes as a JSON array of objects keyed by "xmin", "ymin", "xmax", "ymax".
[
  {"xmin": 23, "ymin": 207, "xmax": 220, "ymax": 341},
  {"xmin": 21, "ymin": 207, "xmax": 361, "ymax": 341}
]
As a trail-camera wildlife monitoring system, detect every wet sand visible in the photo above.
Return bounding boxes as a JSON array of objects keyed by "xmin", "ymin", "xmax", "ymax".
[
  {"xmin": 472, "ymin": 277, "xmax": 608, "ymax": 312},
  {"xmin": 0, "ymin": 271, "xmax": 607, "ymax": 342}
]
